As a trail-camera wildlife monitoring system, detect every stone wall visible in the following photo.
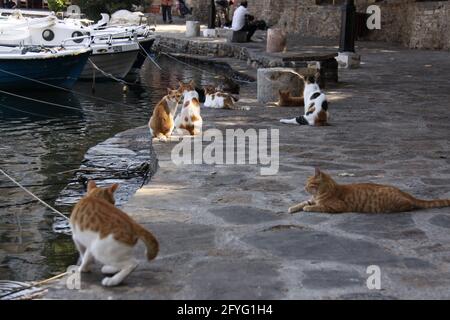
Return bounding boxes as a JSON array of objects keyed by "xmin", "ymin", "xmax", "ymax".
[
  {"xmin": 360, "ymin": 1, "xmax": 450, "ymax": 50},
  {"xmin": 190, "ymin": 0, "xmax": 450, "ymax": 50}
]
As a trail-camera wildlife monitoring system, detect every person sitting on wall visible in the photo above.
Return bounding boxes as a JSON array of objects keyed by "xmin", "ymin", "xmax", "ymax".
[{"xmin": 231, "ymin": 1, "xmax": 267, "ymax": 42}]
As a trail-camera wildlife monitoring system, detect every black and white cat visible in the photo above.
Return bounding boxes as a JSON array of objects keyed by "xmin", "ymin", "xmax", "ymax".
[{"xmin": 280, "ymin": 73, "xmax": 329, "ymax": 126}]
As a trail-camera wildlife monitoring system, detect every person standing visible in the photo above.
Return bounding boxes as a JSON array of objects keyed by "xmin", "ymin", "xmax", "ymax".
[{"xmin": 161, "ymin": 0, "xmax": 174, "ymax": 24}]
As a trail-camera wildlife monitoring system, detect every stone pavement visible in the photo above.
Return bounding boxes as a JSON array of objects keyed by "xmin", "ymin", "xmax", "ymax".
[{"xmin": 45, "ymin": 35, "xmax": 450, "ymax": 299}]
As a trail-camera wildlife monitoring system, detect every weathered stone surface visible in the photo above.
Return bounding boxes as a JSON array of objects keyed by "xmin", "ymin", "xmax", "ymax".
[
  {"xmin": 429, "ymin": 215, "xmax": 450, "ymax": 229},
  {"xmin": 336, "ymin": 214, "xmax": 427, "ymax": 240},
  {"xmin": 302, "ymin": 270, "xmax": 364, "ymax": 289},
  {"xmin": 257, "ymin": 68, "xmax": 302, "ymax": 104},
  {"xmin": 210, "ymin": 206, "xmax": 281, "ymax": 224},
  {"xmin": 243, "ymin": 228, "xmax": 402, "ymax": 266},
  {"xmin": 187, "ymin": 259, "xmax": 285, "ymax": 299}
]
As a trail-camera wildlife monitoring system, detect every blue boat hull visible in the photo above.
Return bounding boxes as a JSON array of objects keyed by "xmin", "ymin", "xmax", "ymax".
[{"xmin": 0, "ymin": 50, "xmax": 91, "ymax": 90}]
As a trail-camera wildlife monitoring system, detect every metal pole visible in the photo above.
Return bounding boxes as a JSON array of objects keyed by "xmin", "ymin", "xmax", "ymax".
[
  {"xmin": 208, "ymin": 0, "xmax": 216, "ymax": 29},
  {"xmin": 339, "ymin": 0, "xmax": 356, "ymax": 53}
]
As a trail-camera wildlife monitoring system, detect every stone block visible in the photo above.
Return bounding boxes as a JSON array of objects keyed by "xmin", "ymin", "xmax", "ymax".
[
  {"xmin": 336, "ymin": 52, "xmax": 361, "ymax": 69},
  {"xmin": 186, "ymin": 20, "xmax": 200, "ymax": 38},
  {"xmin": 257, "ymin": 68, "xmax": 303, "ymax": 104}
]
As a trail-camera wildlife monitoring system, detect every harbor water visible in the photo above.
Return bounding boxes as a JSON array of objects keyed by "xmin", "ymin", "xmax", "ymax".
[{"xmin": 0, "ymin": 56, "xmax": 240, "ymax": 282}]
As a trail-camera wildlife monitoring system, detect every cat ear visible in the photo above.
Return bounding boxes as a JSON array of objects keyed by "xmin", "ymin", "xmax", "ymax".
[
  {"xmin": 87, "ymin": 180, "xmax": 97, "ymax": 192},
  {"xmin": 109, "ymin": 183, "xmax": 119, "ymax": 194},
  {"xmin": 315, "ymin": 167, "xmax": 322, "ymax": 177},
  {"xmin": 167, "ymin": 88, "xmax": 172, "ymax": 94},
  {"xmin": 189, "ymin": 80, "xmax": 195, "ymax": 87}
]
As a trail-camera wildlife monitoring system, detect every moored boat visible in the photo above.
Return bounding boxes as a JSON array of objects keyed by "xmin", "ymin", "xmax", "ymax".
[
  {"xmin": 0, "ymin": 9, "xmax": 142, "ymax": 80},
  {"xmin": 78, "ymin": 39, "xmax": 139, "ymax": 80},
  {"xmin": 0, "ymin": 46, "xmax": 92, "ymax": 89}
]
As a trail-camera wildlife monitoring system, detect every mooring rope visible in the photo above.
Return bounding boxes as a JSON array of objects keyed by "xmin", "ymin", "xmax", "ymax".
[
  {"xmin": 137, "ymin": 41, "xmax": 162, "ymax": 70},
  {"xmin": 88, "ymin": 58, "xmax": 131, "ymax": 86},
  {"xmin": 0, "ymin": 89, "xmax": 140, "ymax": 117},
  {"xmin": 0, "ymin": 168, "xmax": 69, "ymax": 221},
  {"xmin": 0, "ymin": 67, "xmax": 134, "ymax": 109},
  {"xmin": 0, "ymin": 272, "xmax": 68, "ymax": 300}
]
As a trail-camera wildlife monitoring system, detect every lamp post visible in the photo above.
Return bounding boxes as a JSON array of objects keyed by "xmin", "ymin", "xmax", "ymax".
[
  {"xmin": 339, "ymin": 0, "xmax": 356, "ymax": 53},
  {"xmin": 208, "ymin": 0, "xmax": 216, "ymax": 29}
]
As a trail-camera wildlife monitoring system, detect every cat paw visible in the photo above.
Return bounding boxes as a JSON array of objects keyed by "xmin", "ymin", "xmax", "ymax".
[
  {"xmin": 288, "ymin": 207, "xmax": 301, "ymax": 214},
  {"xmin": 101, "ymin": 277, "xmax": 121, "ymax": 287},
  {"xmin": 303, "ymin": 206, "xmax": 316, "ymax": 212},
  {"xmin": 101, "ymin": 265, "xmax": 120, "ymax": 275}
]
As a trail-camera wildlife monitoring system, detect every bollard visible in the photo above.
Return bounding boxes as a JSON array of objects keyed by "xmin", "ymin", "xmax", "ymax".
[
  {"xmin": 186, "ymin": 20, "xmax": 201, "ymax": 37},
  {"xmin": 266, "ymin": 28, "xmax": 287, "ymax": 53}
]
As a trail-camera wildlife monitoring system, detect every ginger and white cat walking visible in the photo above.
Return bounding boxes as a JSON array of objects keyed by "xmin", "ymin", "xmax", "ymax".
[{"xmin": 70, "ymin": 181, "xmax": 159, "ymax": 287}]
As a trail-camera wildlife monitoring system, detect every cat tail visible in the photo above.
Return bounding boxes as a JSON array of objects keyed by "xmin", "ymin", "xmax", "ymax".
[
  {"xmin": 134, "ymin": 224, "xmax": 159, "ymax": 261},
  {"xmin": 413, "ymin": 198, "xmax": 450, "ymax": 209}
]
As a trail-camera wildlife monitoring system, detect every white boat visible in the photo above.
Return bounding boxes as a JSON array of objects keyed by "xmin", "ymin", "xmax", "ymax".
[
  {"xmin": 1, "ymin": 9, "xmax": 156, "ymax": 68},
  {"xmin": 0, "ymin": 9, "xmax": 141, "ymax": 80}
]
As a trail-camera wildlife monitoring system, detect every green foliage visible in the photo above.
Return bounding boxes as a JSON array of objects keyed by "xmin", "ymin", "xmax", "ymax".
[
  {"xmin": 47, "ymin": 0, "xmax": 66, "ymax": 12},
  {"xmin": 72, "ymin": 0, "xmax": 143, "ymax": 20}
]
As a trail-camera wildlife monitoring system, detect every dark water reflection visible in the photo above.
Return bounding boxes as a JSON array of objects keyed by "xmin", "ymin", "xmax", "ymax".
[{"xmin": 0, "ymin": 56, "xmax": 232, "ymax": 282}]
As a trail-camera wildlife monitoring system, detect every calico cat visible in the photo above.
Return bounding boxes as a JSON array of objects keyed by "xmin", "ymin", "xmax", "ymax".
[
  {"xmin": 289, "ymin": 169, "xmax": 450, "ymax": 214},
  {"xmin": 276, "ymin": 89, "xmax": 305, "ymax": 107},
  {"xmin": 148, "ymin": 88, "xmax": 182, "ymax": 141},
  {"xmin": 203, "ymin": 85, "xmax": 238, "ymax": 109},
  {"xmin": 175, "ymin": 80, "xmax": 203, "ymax": 136},
  {"xmin": 70, "ymin": 181, "xmax": 159, "ymax": 287},
  {"xmin": 175, "ymin": 97, "xmax": 203, "ymax": 136},
  {"xmin": 178, "ymin": 80, "xmax": 199, "ymax": 104},
  {"xmin": 280, "ymin": 73, "xmax": 329, "ymax": 126}
]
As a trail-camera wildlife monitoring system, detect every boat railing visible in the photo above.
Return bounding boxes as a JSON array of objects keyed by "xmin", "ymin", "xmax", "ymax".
[
  {"xmin": 60, "ymin": 35, "xmax": 92, "ymax": 48},
  {"xmin": 91, "ymin": 30, "xmax": 139, "ymax": 44},
  {"xmin": 61, "ymin": 30, "xmax": 139, "ymax": 49}
]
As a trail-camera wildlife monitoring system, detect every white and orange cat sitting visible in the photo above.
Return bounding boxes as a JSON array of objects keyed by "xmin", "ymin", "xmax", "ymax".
[
  {"xmin": 175, "ymin": 80, "xmax": 203, "ymax": 136},
  {"xmin": 148, "ymin": 88, "xmax": 182, "ymax": 141},
  {"xmin": 71, "ymin": 181, "xmax": 159, "ymax": 287}
]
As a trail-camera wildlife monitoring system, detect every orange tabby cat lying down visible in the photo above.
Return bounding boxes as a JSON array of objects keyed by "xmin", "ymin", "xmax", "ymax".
[
  {"xmin": 277, "ymin": 90, "xmax": 305, "ymax": 107},
  {"xmin": 289, "ymin": 169, "xmax": 450, "ymax": 214},
  {"xmin": 71, "ymin": 181, "xmax": 159, "ymax": 287}
]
